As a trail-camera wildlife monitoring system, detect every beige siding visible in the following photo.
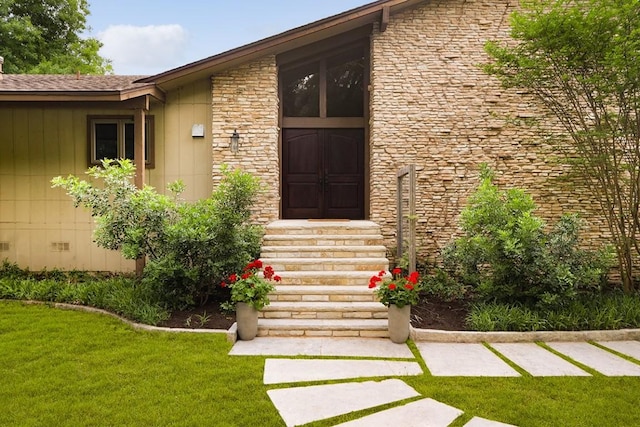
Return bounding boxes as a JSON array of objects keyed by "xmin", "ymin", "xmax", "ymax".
[
  {"xmin": 0, "ymin": 79, "xmax": 213, "ymax": 271},
  {"xmin": 369, "ymin": 0, "xmax": 608, "ymax": 261}
]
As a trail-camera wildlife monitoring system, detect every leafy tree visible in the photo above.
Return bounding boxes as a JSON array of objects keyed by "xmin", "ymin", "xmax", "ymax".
[
  {"xmin": 0, "ymin": 0, "xmax": 111, "ymax": 74},
  {"xmin": 52, "ymin": 160, "xmax": 263, "ymax": 309},
  {"xmin": 484, "ymin": 0, "xmax": 640, "ymax": 292}
]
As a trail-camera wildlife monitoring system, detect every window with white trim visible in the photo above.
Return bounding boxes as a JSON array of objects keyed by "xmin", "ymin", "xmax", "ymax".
[{"xmin": 88, "ymin": 115, "xmax": 155, "ymax": 167}]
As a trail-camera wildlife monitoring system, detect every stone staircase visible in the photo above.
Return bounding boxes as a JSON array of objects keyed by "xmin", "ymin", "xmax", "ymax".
[{"xmin": 258, "ymin": 220, "xmax": 390, "ymax": 338}]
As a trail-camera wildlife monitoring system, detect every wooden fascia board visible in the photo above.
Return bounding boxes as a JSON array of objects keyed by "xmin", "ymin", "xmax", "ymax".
[
  {"xmin": 0, "ymin": 87, "xmax": 165, "ymax": 104},
  {"xmin": 143, "ymin": 0, "xmax": 416, "ymax": 87},
  {"xmin": 380, "ymin": 6, "xmax": 390, "ymax": 32}
]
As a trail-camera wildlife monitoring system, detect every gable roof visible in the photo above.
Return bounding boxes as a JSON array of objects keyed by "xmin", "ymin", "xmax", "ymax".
[
  {"xmin": 138, "ymin": 0, "xmax": 424, "ymax": 89},
  {"xmin": 0, "ymin": 0, "xmax": 423, "ymax": 99}
]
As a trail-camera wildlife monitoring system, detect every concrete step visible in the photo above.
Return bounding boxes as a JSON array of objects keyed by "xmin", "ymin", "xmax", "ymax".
[
  {"xmin": 263, "ymin": 257, "xmax": 389, "ymax": 272},
  {"xmin": 261, "ymin": 301, "xmax": 387, "ymax": 320},
  {"xmin": 262, "ymin": 234, "xmax": 385, "ymax": 247},
  {"xmin": 257, "ymin": 318, "xmax": 389, "ymax": 338},
  {"xmin": 261, "ymin": 245, "xmax": 387, "ymax": 259},
  {"xmin": 274, "ymin": 271, "xmax": 378, "ymax": 286},
  {"xmin": 270, "ymin": 285, "xmax": 378, "ymax": 302},
  {"xmin": 265, "ymin": 220, "xmax": 382, "ymax": 236}
]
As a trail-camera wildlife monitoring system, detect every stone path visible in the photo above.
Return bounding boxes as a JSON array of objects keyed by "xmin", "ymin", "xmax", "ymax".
[{"xmin": 230, "ymin": 337, "xmax": 640, "ymax": 426}]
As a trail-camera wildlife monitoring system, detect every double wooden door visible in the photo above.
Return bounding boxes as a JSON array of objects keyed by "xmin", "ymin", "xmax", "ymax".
[{"xmin": 282, "ymin": 128, "xmax": 364, "ymax": 219}]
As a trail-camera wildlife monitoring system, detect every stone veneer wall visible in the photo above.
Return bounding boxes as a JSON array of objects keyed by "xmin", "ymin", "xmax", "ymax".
[
  {"xmin": 211, "ymin": 56, "xmax": 280, "ymax": 224},
  {"xmin": 370, "ymin": 0, "xmax": 609, "ymax": 262}
]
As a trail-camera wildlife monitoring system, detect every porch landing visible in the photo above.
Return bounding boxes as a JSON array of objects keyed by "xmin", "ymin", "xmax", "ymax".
[{"xmin": 259, "ymin": 220, "xmax": 390, "ymax": 337}]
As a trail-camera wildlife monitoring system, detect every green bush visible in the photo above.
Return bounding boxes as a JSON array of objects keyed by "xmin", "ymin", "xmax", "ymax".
[
  {"xmin": 52, "ymin": 161, "xmax": 263, "ymax": 310},
  {"xmin": 442, "ymin": 164, "xmax": 612, "ymax": 309},
  {"xmin": 0, "ymin": 263, "xmax": 168, "ymax": 325}
]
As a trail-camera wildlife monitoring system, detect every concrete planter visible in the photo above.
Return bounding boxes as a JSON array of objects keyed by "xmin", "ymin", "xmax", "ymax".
[
  {"xmin": 236, "ymin": 302, "xmax": 259, "ymax": 340},
  {"xmin": 388, "ymin": 304, "xmax": 411, "ymax": 343}
]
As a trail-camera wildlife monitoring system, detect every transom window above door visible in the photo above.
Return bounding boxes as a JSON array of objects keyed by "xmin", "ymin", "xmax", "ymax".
[{"xmin": 281, "ymin": 46, "xmax": 365, "ymax": 119}]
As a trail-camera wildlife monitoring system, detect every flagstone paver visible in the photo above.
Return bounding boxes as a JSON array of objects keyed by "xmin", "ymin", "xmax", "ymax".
[
  {"xmin": 490, "ymin": 343, "xmax": 590, "ymax": 377},
  {"xmin": 464, "ymin": 416, "xmax": 518, "ymax": 426},
  {"xmin": 230, "ymin": 337, "xmax": 413, "ymax": 358},
  {"xmin": 333, "ymin": 397, "xmax": 464, "ymax": 427},
  {"xmin": 597, "ymin": 340, "xmax": 640, "ymax": 361},
  {"xmin": 263, "ymin": 358, "xmax": 422, "ymax": 384},
  {"xmin": 267, "ymin": 379, "xmax": 420, "ymax": 427},
  {"xmin": 416, "ymin": 343, "xmax": 521, "ymax": 377},
  {"xmin": 546, "ymin": 342, "xmax": 640, "ymax": 376}
]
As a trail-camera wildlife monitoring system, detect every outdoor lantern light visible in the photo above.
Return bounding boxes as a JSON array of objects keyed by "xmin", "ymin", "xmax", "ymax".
[{"xmin": 230, "ymin": 129, "xmax": 240, "ymax": 153}]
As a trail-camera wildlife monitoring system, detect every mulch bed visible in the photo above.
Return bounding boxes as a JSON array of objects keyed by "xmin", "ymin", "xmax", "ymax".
[{"xmin": 159, "ymin": 295, "xmax": 470, "ymax": 331}]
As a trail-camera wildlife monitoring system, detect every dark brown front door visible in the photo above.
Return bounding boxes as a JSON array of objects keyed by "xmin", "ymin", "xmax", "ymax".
[{"xmin": 282, "ymin": 128, "xmax": 364, "ymax": 219}]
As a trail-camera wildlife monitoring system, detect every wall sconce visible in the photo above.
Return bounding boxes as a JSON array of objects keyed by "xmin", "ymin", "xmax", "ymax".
[{"xmin": 230, "ymin": 129, "xmax": 240, "ymax": 153}]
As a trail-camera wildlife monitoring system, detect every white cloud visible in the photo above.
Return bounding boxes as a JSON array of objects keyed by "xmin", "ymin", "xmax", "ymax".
[{"xmin": 99, "ymin": 24, "xmax": 189, "ymax": 75}]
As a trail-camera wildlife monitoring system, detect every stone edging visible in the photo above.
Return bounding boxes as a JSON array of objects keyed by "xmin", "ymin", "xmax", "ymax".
[
  {"xmin": 410, "ymin": 325, "xmax": 640, "ymax": 342},
  {"xmin": 14, "ymin": 300, "xmax": 238, "ymax": 343},
  {"xmin": 7, "ymin": 300, "xmax": 640, "ymax": 342}
]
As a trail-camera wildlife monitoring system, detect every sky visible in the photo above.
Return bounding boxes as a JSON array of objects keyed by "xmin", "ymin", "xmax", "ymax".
[{"xmin": 85, "ymin": 0, "xmax": 373, "ymax": 76}]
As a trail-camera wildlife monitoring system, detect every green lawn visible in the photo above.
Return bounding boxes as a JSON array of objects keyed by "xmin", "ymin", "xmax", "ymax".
[{"xmin": 2, "ymin": 301, "xmax": 640, "ymax": 426}]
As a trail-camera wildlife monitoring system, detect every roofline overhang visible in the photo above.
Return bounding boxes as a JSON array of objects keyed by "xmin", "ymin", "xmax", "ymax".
[
  {"xmin": 0, "ymin": 84, "xmax": 166, "ymax": 104},
  {"xmin": 138, "ymin": 0, "xmax": 423, "ymax": 89}
]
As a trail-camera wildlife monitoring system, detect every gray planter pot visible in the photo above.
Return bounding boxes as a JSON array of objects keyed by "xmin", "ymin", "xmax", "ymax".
[
  {"xmin": 236, "ymin": 302, "xmax": 259, "ymax": 340},
  {"xmin": 388, "ymin": 304, "xmax": 411, "ymax": 343}
]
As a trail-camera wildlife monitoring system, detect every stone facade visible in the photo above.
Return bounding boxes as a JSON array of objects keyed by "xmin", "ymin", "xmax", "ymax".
[
  {"xmin": 369, "ymin": 0, "xmax": 609, "ymax": 261},
  {"xmin": 211, "ymin": 56, "xmax": 280, "ymax": 224},
  {"xmin": 208, "ymin": 0, "xmax": 611, "ymax": 263}
]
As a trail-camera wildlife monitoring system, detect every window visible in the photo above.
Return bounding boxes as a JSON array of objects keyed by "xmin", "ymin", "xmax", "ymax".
[
  {"xmin": 88, "ymin": 116, "xmax": 155, "ymax": 167},
  {"xmin": 281, "ymin": 45, "xmax": 365, "ymax": 119}
]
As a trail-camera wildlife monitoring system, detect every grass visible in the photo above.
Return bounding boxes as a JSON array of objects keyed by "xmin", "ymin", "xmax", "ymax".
[{"xmin": 3, "ymin": 300, "xmax": 640, "ymax": 426}]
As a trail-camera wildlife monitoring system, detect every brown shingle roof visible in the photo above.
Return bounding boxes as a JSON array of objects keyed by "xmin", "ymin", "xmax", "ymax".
[{"xmin": 0, "ymin": 74, "xmax": 151, "ymax": 93}]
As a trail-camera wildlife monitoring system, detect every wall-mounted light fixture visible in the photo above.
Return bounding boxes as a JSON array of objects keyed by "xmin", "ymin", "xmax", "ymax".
[{"xmin": 230, "ymin": 129, "xmax": 240, "ymax": 153}]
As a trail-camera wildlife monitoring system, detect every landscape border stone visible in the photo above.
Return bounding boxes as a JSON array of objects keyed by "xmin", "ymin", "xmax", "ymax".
[{"xmin": 7, "ymin": 300, "xmax": 640, "ymax": 343}]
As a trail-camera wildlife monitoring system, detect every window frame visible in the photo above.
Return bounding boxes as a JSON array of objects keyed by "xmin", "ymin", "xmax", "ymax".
[{"xmin": 87, "ymin": 115, "xmax": 155, "ymax": 168}]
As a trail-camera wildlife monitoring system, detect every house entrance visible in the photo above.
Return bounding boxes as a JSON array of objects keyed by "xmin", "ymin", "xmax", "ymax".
[
  {"xmin": 278, "ymin": 35, "xmax": 369, "ymax": 220},
  {"xmin": 282, "ymin": 128, "xmax": 364, "ymax": 219}
]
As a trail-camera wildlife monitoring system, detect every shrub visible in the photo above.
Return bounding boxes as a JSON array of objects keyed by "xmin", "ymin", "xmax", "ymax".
[
  {"xmin": 442, "ymin": 164, "xmax": 612, "ymax": 309},
  {"xmin": 0, "ymin": 263, "xmax": 168, "ymax": 325},
  {"xmin": 467, "ymin": 291, "xmax": 640, "ymax": 332},
  {"xmin": 52, "ymin": 160, "xmax": 263, "ymax": 310}
]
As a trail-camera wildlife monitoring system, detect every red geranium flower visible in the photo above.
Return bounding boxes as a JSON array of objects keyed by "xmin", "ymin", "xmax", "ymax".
[
  {"xmin": 404, "ymin": 284, "xmax": 414, "ymax": 291},
  {"xmin": 392, "ymin": 267, "xmax": 402, "ymax": 275},
  {"xmin": 241, "ymin": 272, "xmax": 251, "ymax": 280},
  {"xmin": 220, "ymin": 281, "xmax": 227, "ymax": 288},
  {"xmin": 368, "ymin": 282, "xmax": 377, "ymax": 289},
  {"xmin": 378, "ymin": 270, "xmax": 386, "ymax": 277},
  {"xmin": 388, "ymin": 283, "xmax": 397, "ymax": 291},
  {"xmin": 229, "ymin": 273, "xmax": 238, "ymax": 283},
  {"xmin": 408, "ymin": 271, "xmax": 419, "ymax": 284},
  {"xmin": 274, "ymin": 275, "xmax": 282, "ymax": 282},
  {"xmin": 263, "ymin": 265, "xmax": 274, "ymax": 280},
  {"xmin": 254, "ymin": 259, "xmax": 263, "ymax": 269}
]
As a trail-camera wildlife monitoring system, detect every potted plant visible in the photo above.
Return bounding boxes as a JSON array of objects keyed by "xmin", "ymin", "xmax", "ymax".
[
  {"xmin": 221, "ymin": 260, "xmax": 281, "ymax": 340},
  {"xmin": 368, "ymin": 268, "xmax": 420, "ymax": 343}
]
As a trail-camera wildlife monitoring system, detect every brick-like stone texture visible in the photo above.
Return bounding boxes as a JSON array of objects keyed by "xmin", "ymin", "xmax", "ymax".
[
  {"xmin": 210, "ymin": 1, "xmax": 611, "ymax": 264},
  {"xmin": 211, "ymin": 56, "xmax": 280, "ymax": 224},
  {"xmin": 370, "ymin": 0, "xmax": 609, "ymax": 261}
]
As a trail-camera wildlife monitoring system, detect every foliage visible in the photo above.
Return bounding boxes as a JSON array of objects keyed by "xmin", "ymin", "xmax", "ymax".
[
  {"xmin": 467, "ymin": 291, "xmax": 640, "ymax": 332},
  {"xmin": 220, "ymin": 260, "xmax": 280, "ymax": 311},
  {"xmin": 0, "ymin": 0, "xmax": 112, "ymax": 74},
  {"xmin": 419, "ymin": 268, "xmax": 471, "ymax": 302},
  {"xmin": 484, "ymin": 0, "xmax": 640, "ymax": 292},
  {"xmin": 0, "ymin": 262, "xmax": 168, "ymax": 325},
  {"xmin": 442, "ymin": 165, "xmax": 612, "ymax": 308},
  {"xmin": 51, "ymin": 160, "xmax": 263, "ymax": 310},
  {"xmin": 369, "ymin": 268, "xmax": 421, "ymax": 308}
]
